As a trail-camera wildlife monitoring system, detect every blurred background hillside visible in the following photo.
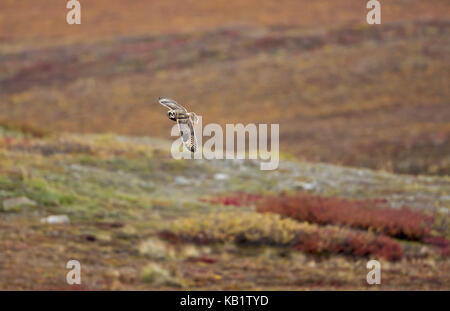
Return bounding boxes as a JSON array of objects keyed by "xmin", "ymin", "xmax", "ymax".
[{"xmin": 1, "ymin": 0, "xmax": 449, "ymax": 174}]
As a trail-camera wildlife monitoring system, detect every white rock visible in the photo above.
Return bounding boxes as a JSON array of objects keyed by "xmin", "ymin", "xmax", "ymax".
[
  {"xmin": 138, "ymin": 238, "xmax": 174, "ymax": 260},
  {"xmin": 41, "ymin": 215, "xmax": 71, "ymax": 225},
  {"xmin": 294, "ymin": 181, "xmax": 316, "ymax": 191},
  {"xmin": 174, "ymin": 176, "xmax": 190, "ymax": 185},
  {"xmin": 438, "ymin": 208, "xmax": 449, "ymax": 215},
  {"xmin": 2, "ymin": 197, "xmax": 37, "ymax": 211},
  {"xmin": 214, "ymin": 173, "xmax": 229, "ymax": 181}
]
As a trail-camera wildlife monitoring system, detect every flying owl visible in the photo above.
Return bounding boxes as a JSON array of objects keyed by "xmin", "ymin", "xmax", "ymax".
[{"xmin": 158, "ymin": 97, "xmax": 198, "ymax": 153}]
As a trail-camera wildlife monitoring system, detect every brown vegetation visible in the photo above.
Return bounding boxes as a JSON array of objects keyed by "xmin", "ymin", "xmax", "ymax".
[
  {"xmin": 0, "ymin": 2, "xmax": 449, "ymax": 175},
  {"xmin": 160, "ymin": 212, "xmax": 404, "ymax": 261}
]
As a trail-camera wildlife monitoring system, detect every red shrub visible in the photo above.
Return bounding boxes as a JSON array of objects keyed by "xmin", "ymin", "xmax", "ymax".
[
  {"xmin": 257, "ymin": 193, "xmax": 434, "ymax": 241},
  {"xmin": 295, "ymin": 227, "xmax": 403, "ymax": 261}
]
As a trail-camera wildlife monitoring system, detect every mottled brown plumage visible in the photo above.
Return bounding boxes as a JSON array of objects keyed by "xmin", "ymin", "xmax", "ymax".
[{"xmin": 158, "ymin": 97, "xmax": 198, "ymax": 153}]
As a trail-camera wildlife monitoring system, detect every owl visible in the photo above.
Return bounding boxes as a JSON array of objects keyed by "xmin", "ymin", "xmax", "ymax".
[{"xmin": 158, "ymin": 97, "xmax": 198, "ymax": 153}]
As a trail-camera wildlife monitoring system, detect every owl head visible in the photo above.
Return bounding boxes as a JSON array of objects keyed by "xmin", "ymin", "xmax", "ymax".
[{"xmin": 167, "ymin": 111, "xmax": 176, "ymax": 121}]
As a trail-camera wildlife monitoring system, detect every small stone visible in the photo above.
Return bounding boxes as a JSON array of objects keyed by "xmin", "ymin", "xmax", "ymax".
[
  {"xmin": 214, "ymin": 173, "xmax": 229, "ymax": 181},
  {"xmin": 41, "ymin": 215, "xmax": 71, "ymax": 225},
  {"xmin": 294, "ymin": 181, "xmax": 316, "ymax": 191},
  {"xmin": 180, "ymin": 245, "xmax": 201, "ymax": 259},
  {"xmin": 2, "ymin": 197, "xmax": 37, "ymax": 212},
  {"xmin": 174, "ymin": 176, "xmax": 190, "ymax": 185},
  {"xmin": 438, "ymin": 208, "xmax": 449, "ymax": 215},
  {"xmin": 419, "ymin": 246, "xmax": 432, "ymax": 256},
  {"xmin": 139, "ymin": 238, "xmax": 174, "ymax": 260}
]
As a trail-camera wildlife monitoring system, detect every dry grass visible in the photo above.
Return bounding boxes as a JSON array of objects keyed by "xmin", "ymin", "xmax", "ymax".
[
  {"xmin": 0, "ymin": 127, "xmax": 448, "ymax": 289},
  {"xmin": 160, "ymin": 212, "xmax": 404, "ymax": 261}
]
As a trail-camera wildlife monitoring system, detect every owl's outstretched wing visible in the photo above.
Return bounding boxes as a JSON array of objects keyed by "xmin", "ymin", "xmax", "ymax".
[
  {"xmin": 177, "ymin": 118, "xmax": 197, "ymax": 153},
  {"xmin": 158, "ymin": 97, "xmax": 187, "ymax": 112}
]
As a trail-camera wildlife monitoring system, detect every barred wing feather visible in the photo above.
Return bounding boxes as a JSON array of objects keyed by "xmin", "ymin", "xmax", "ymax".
[{"xmin": 177, "ymin": 118, "xmax": 197, "ymax": 152}]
